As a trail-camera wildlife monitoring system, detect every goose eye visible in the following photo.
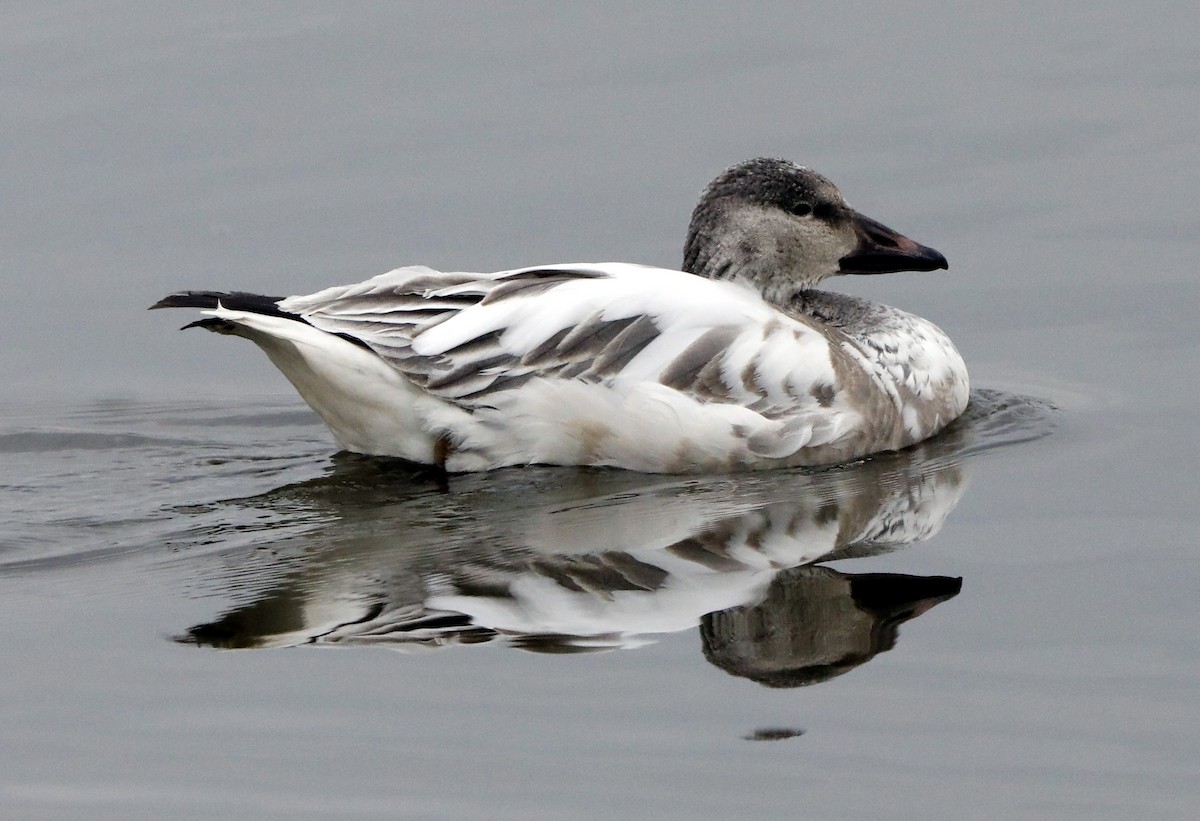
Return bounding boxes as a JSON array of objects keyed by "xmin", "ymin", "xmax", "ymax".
[{"xmin": 790, "ymin": 202, "xmax": 813, "ymax": 217}]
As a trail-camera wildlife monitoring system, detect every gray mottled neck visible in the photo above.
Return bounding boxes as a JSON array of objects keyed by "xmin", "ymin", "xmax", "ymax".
[
  {"xmin": 789, "ymin": 290, "xmax": 897, "ymax": 337},
  {"xmin": 684, "ymin": 201, "xmax": 827, "ymax": 306}
]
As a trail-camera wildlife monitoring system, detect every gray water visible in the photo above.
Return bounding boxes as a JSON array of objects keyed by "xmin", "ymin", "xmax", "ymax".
[{"xmin": 2, "ymin": 3, "xmax": 1198, "ymax": 819}]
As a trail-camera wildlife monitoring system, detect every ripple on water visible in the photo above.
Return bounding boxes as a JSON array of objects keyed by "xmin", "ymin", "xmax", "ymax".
[
  {"xmin": 0, "ymin": 398, "xmax": 330, "ymax": 573},
  {"xmin": 0, "ymin": 391, "xmax": 1056, "ymax": 576},
  {"xmin": 0, "ymin": 430, "xmax": 192, "ymax": 453}
]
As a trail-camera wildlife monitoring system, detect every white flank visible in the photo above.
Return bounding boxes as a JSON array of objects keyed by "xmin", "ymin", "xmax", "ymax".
[{"xmin": 204, "ymin": 305, "xmax": 455, "ymax": 460}]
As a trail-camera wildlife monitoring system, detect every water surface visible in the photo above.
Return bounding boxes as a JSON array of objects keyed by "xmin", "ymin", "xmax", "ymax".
[{"xmin": 2, "ymin": 3, "xmax": 1198, "ymax": 819}]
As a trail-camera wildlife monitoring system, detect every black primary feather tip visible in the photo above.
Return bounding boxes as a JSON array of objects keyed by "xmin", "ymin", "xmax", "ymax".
[{"xmin": 149, "ymin": 290, "xmax": 290, "ymax": 317}]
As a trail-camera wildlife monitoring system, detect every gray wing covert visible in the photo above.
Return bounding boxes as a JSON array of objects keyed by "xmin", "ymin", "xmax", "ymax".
[{"xmin": 282, "ymin": 266, "xmax": 666, "ymax": 405}]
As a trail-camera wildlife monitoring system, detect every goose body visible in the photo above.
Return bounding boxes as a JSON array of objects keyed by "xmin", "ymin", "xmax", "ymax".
[{"xmin": 153, "ymin": 159, "xmax": 968, "ymax": 473}]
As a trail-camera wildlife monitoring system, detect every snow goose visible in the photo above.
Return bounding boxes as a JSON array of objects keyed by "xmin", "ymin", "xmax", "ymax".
[{"xmin": 151, "ymin": 158, "xmax": 968, "ymax": 473}]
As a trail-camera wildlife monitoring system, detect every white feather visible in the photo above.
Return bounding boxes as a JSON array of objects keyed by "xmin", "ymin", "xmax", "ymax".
[{"xmin": 192, "ymin": 260, "xmax": 967, "ymax": 472}]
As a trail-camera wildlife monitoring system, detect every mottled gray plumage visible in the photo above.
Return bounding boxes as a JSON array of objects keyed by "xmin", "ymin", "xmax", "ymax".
[{"xmin": 152, "ymin": 158, "xmax": 966, "ymax": 472}]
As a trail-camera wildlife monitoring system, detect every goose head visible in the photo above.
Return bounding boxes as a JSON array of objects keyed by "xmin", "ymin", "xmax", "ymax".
[{"xmin": 683, "ymin": 158, "xmax": 948, "ymax": 305}]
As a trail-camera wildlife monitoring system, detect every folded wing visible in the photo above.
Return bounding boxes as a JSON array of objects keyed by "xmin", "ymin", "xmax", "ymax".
[{"xmin": 281, "ymin": 264, "xmax": 860, "ymax": 457}]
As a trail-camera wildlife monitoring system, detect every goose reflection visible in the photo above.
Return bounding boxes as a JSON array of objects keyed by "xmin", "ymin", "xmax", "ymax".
[
  {"xmin": 179, "ymin": 390, "xmax": 1053, "ymax": 687},
  {"xmin": 702, "ymin": 567, "xmax": 960, "ymax": 687}
]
